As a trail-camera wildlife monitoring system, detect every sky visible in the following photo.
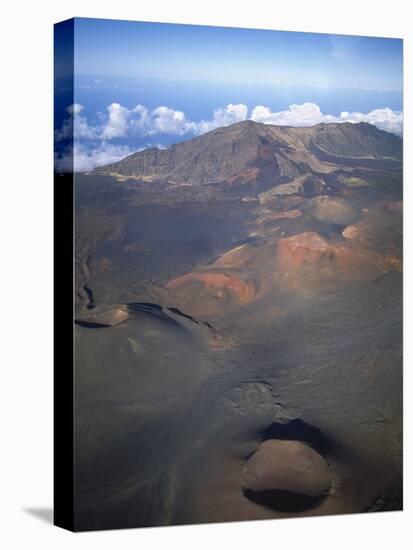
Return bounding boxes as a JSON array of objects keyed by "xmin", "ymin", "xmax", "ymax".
[{"xmin": 54, "ymin": 18, "xmax": 403, "ymax": 172}]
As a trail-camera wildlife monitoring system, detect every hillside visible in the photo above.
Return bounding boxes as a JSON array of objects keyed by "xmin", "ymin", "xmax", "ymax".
[{"xmin": 93, "ymin": 120, "xmax": 402, "ymax": 186}]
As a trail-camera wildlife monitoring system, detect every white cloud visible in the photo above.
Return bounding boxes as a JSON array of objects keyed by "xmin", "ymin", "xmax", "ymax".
[
  {"xmin": 251, "ymin": 102, "xmax": 403, "ymax": 136},
  {"xmin": 251, "ymin": 102, "xmax": 336, "ymax": 126},
  {"xmin": 150, "ymin": 106, "xmax": 195, "ymax": 135},
  {"xmin": 197, "ymin": 103, "xmax": 248, "ymax": 133},
  {"xmin": 130, "ymin": 103, "xmax": 247, "ymax": 136},
  {"xmin": 55, "ymin": 142, "xmax": 136, "ymax": 172},
  {"xmin": 55, "ymin": 103, "xmax": 98, "ymax": 142},
  {"xmin": 57, "ymin": 101, "xmax": 403, "ymax": 142},
  {"xmin": 57, "ymin": 102, "xmax": 250, "ymax": 143},
  {"xmin": 66, "ymin": 103, "xmax": 84, "ymax": 115},
  {"xmin": 98, "ymin": 103, "xmax": 197, "ymax": 138},
  {"xmin": 336, "ymin": 107, "xmax": 403, "ymax": 136},
  {"xmin": 101, "ymin": 103, "xmax": 131, "ymax": 139},
  {"xmin": 134, "ymin": 105, "xmax": 197, "ymax": 136},
  {"xmin": 55, "ymin": 101, "xmax": 403, "ymax": 172}
]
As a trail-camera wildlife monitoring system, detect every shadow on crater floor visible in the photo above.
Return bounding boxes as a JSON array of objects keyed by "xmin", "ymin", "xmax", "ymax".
[
  {"xmin": 261, "ymin": 418, "xmax": 330, "ymax": 455},
  {"xmin": 243, "ymin": 487, "xmax": 325, "ymax": 513}
]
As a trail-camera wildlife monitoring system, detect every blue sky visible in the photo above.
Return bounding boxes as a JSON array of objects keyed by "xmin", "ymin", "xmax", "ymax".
[
  {"xmin": 54, "ymin": 18, "xmax": 403, "ymax": 172},
  {"xmin": 73, "ymin": 18, "xmax": 402, "ymax": 90}
]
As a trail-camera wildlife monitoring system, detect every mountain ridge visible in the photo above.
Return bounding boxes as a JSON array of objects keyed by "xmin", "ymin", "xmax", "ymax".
[{"xmin": 93, "ymin": 120, "xmax": 402, "ymax": 187}]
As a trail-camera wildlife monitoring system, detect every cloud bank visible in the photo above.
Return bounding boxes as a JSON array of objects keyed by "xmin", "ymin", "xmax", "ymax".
[
  {"xmin": 54, "ymin": 142, "xmax": 135, "ymax": 173},
  {"xmin": 55, "ymin": 101, "xmax": 402, "ymax": 171},
  {"xmin": 250, "ymin": 103, "xmax": 403, "ymax": 136}
]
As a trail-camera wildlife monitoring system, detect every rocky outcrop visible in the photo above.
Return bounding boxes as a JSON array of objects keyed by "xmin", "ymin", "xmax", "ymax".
[
  {"xmin": 165, "ymin": 271, "xmax": 256, "ymax": 316},
  {"xmin": 275, "ymin": 231, "xmax": 400, "ymax": 289},
  {"xmin": 304, "ymin": 195, "xmax": 359, "ymax": 225},
  {"xmin": 305, "ymin": 122, "xmax": 402, "ymax": 160},
  {"xmin": 75, "ymin": 306, "xmax": 129, "ymax": 328},
  {"xmin": 163, "ymin": 229, "xmax": 401, "ymax": 316},
  {"xmin": 259, "ymin": 178, "xmax": 305, "ymax": 203},
  {"xmin": 341, "ymin": 202, "xmax": 402, "ymax": 259},
  {"xmin": 259, "ymin": 174, "xmax": 327, "ymax": 206}
]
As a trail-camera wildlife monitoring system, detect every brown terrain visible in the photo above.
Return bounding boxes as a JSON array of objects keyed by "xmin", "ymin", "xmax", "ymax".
[{"xmin": 73, "ymin": 120, "xmax": 402, "ymax": 530}]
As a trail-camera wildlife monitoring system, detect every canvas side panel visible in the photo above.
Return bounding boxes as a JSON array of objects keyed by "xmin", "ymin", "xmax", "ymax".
[{"xmin": 53, "ymin": 18, "xmax": 75, "ymax": 532}]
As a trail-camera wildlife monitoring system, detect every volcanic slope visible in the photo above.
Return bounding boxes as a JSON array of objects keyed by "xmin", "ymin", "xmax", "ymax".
[
  {"xmin": 93, "ymin": 120, "xmax": 401, "ymax": 187},
  {"xmin": 73, "ymin": 120, "xmax": 403, "ymax": 529}
]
